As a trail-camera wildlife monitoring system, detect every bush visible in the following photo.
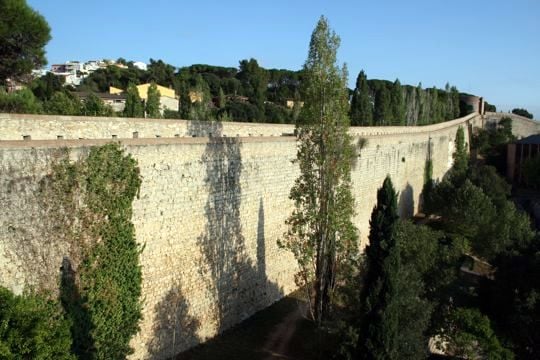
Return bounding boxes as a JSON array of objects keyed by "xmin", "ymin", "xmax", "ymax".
[
  {"xmin": 0, "ymin": 287, "xmax": 74, "ymax": 359},
  {"xmin": 0, "ymin": 88, "xmax": 42, "ymax": 113}
]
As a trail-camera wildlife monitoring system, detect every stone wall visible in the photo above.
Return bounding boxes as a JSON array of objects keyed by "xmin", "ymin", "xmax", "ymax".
[
  {"xmin": 0, "ymin": 114, "xmax": 480, "ymax": 359},
  {"xmin": 484, "ymin": 112, "xmax": 540, "ymax": 139}
]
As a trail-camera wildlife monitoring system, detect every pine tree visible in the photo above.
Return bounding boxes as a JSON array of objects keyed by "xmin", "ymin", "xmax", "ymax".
[
  {"xmin": 123, "ymin": 83, "xmax": 143, "ymax": 118},
  {"xmin": 145, "ymin": 82, "xmax": 161, "ymax": 118},
  {"xmin": 350, "ymin": 70, "xmax": 373, "ymax": 126},
  {"xmin": 358, "ymin": 176, "xmax": 400, "ymax": 359},
  {"xmin": 279, "ymin": 16, "xmax": 358, "ymax": 326}
]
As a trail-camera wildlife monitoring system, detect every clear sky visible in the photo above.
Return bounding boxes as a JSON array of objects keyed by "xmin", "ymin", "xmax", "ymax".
[{"xmin": 28, "ymin": 0, "xmax": 540, "ymax": 118}]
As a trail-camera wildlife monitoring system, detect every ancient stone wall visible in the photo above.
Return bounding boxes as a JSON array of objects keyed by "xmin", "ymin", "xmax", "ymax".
[
  {"xmin": 484, "ymin": 112, "xmax": 540, "ymax": 139},
  {"xmin": 0, "ymin": 113, "xmax": 480, "ymax": 359}
]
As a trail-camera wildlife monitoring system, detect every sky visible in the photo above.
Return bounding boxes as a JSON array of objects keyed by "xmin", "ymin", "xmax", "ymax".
[{"xmin": 28, "ymin": 0, "xmax": 540, "ymax": 118}]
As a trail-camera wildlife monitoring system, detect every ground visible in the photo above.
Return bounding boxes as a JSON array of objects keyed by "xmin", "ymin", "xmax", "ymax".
[{"xmin": 177, "ymin": 291, "xmax": 339, "ymax": 360}]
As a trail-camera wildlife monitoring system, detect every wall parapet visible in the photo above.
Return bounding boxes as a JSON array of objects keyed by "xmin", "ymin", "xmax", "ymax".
[{"xmin": 0, "ymin": 112, "xmax": 479, "ymax": 142}]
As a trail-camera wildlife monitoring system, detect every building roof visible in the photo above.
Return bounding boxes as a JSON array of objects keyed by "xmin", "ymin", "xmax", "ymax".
[
  {"xmin": 74, "ymin": 91, "xmax": 127, "ymax": 101},
  {"xmin": 517, "ymin": 134, "xmax": 540, "ymax": 145}
]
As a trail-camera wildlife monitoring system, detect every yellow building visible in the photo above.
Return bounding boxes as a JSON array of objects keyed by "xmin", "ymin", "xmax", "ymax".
[
  {"xmin": 108, "ymin": 84, "xmax": 179, "ymax": 114},
  {"xmin": 135, "ymin": 83, "xmax": 176, "ymax": 100}
]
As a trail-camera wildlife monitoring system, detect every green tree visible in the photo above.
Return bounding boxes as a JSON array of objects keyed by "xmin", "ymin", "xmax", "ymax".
[
  {"xmin": 358, "ymin": 176, "xmax": 401, "ymax": 359},
  {"xmin": 188, "ymin": 74, "xmax": 214, "ymax": 120},
  {"xmin": 350, "ymin": 70, "xmax": 373, "ymax": 126},
  {"xmin": 145, "ymin": 82, "xmax": 161, "ymax": 118},
  {"xmin": 237, "ymin": 58, "xmax": 268, "ymax": 119},
  {"xmin": 279, "ymin": 16, "xmax": 358, "ymax": 326},
  {"xmin": 0, "ymin": 87, "xmax": 42, "ymax": 113},
  {"xmin": 44, "ymin": 91, "xmax": 80, "ymax": 115},
  {"xmin": 374, "ymin": 84, "xmax": 392, "ymax": 125},
  {"xmin": 145, "ymin": 58, "xmax": 176, "ymax": 87},
  {"xmin": 390, "ymin": 79, "xmax": 405, "ymax": 125},
  {"xmin": 511, "ymin": 108, "xmax": 533, "ymax": 119},
  {"xmin": 439, "ymin": 308, "xmax": 514, "ymax": 359},
  {"xmin": 0, "ymin": 287, "xmax": 74, "ymax": 360},
  {"xmin": 0, "ymin": 0, "xmax": 51, "ymax": 85},
  {"xmin": 123, "ymin": 83, "xmax": 143, "ymax": 118},
  {"xmin": 451, "ymin": 126, "xmax": 468, "ymax": 182},
  {"xmin": 31, "ymin": 73, "xmax": 64, "ymax": 101},
  {"xmin": 81, "ymin": 93, "xmax": 113, "ymax": 117}
]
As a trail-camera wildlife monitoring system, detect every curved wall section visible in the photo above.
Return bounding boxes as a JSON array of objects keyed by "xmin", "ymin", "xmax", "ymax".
[{"xmin": 0, "ymin": 112, "xmax": 494, "ymax": 359}]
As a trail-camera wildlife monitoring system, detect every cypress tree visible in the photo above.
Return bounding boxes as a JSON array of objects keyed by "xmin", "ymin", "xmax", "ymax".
[
  {"xmin": 123, "ymin": 83, "xmax": 143, "ymax": 118},
  {"xmin": 358, "ymin": 176, "xmax": 400, "ymax": 359},
  {"xmin": 390, "ymin": 79, "xmax": 405, "ymax": 125},
  {"xmin": 374, "ymin": 85, "xmax": 392, "ymax": 125},
  {"xmin": 350, "ymin": 70, "xmax": 373, "ymax": 126},
  {"xmin": 145, "ymin": 82, "xmax": 161, "ymax": 118}
]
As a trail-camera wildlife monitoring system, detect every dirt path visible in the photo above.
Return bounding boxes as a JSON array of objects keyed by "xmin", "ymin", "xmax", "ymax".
[{"xmin": 261, "ymin": 302, "xmax": 307, "ymax": 359}]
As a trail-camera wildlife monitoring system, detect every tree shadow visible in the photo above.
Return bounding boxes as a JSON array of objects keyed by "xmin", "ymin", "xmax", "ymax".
[
  {"xmin": 60, "ymin": 257, "xmax": 94, "ymax": 359},
  {"xmin": 398, "ymin": 183, "xmax": 415, "ymax": 218},
  {"xmin": 148, "ymin": 285, "xmax": 201, "ymax": 359},
  {"xmin": 190, "ymin": 120, "xmax": 282, "ymax": 337}
]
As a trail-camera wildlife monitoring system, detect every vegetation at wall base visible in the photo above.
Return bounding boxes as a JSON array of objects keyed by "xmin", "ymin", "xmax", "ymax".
[
  {"xmin": 0, "ymin": 287, "xmax": 75, "ymax": 359},
  {"xmin": 1, "ymin": 144, "xmax": 143, "ymax": 360}
]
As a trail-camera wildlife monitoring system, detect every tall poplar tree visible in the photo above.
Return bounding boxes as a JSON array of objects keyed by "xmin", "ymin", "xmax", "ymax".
[
  {"xmin": 279, "ymin": 16, "xmax": 358, "ymax": 326},
  {"xmin": 123, "ymin": 83, "xmax": 143, "ymax": 118},
  {"xmin": 145, "ymin": 82, "xmax": 161, "ymax": 118},
  {"xmin": 350, "ymin": 70, "xmax": 373, "ymax": 126}
]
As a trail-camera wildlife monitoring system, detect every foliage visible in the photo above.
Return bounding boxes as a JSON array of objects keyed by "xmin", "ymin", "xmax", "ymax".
[
  {"xmin": 485, "ymin": 102, "xmax": 497, "ymax": 112},
  {"xmin": 44, "ymin": 91, "xmax": 80, "ymax": 115},
  {"xmin": 451, "ymin": 126, "xmax": 468, "ymax": 182},
  {"xmin": 81, "ymin": 93, "xmax": 114, "ymax": 117},
  {"xmin": 486, "ymin": 240, "xmax": 540, "ymax": 358},
  {"xmin": 0, "ymin": 0, "xmax": 51, "ymax": 85},
  {"xmin": 145, "ymin": 82, "xmax": 161, "ymax": 118},
  {"xmin": 438, "ymin": 307, "xmax": 514, "ymax": 359},
  {"xmin": 31, "ymin": 73, "xmax": 64, "ymax": 101},
  {"xmin": 390, "ymin": 79, "xmax": 405, "ymax": 125},
  {"xmin": 237, "ymin": 58, "xmax": 268, "ymax": 111},
  {"xmin": 0, "ymin": 287, "xmax": 75, "ymax": 360},
  {"xmin": 521, "ymin": 156, "xmax": 540, "ymax": 189},
  {"xmin": 473, "ymin": 117, "xmax": 515, "ymax": 173},
  {"xmin": 80, "ymin": 66, "xmax": 145, "ymax": 93},
  {"xmin": 56, "ymin": 144, "xmax": 143, "ymax": 359},
  {"xmin": 123, "ymin": 83, "xmax": 144, "ymax": 118},
  {"xmin": 359, "ymin": 177, "xmax": 401, "ymax": 359},
  {"xmin": 146, "ymin": 58, "xmax": 176, "ymax": 87},
  {"xmin": 279, "ymin": 16, "xmax": 358, "ymax": 326},
  {"xmin": 0, "ymin": 87, "xmax": 42, "ymax": 113},
  {"xmin": 188, "ymin": 75, "xmax": 214, "ymax": 120},
  {"xmin": 511, "ymin": 108, "xmax": 533, "ymax": 119},
  {"xmin": 350, "ymin": 70, "xmax": 373, "ymax": 126}
]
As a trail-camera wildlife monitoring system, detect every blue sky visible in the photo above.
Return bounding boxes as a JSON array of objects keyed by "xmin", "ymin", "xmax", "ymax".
[{"xmin": 28, "ymin": 0, "xmax": 540, "ymax": 117}]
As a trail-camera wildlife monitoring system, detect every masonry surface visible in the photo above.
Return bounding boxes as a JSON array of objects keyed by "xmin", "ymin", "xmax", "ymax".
[{"xmin": 0, "ymin": 112, "xmax": 536, "ymax": 359}]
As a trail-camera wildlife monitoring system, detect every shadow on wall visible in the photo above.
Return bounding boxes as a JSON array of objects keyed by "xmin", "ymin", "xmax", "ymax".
[
  {"xmin": 398, "ymin": 183, "xmax": 414, "ymax": 218},
  {"xmin": 148, "ymin": 121, "xmax": 282, "ymax": 359},
  {"xmin": 148, "ymin": 284, "xmax": 201, "ymax": 359},
  {"xmin": 192, "ymin": 120, "xmax": 283, "ymax": 333},
  {"xmin": 60, "ymin": 257, "xmax": 93, "ymax": 359}
]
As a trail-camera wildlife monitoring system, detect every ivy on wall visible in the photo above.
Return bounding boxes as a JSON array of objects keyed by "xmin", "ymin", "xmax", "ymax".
[{"xmin": 52, "ymin": 143, "xmax": 143, "ymax": 359}]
